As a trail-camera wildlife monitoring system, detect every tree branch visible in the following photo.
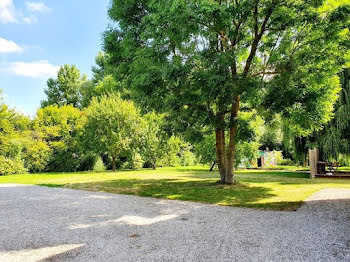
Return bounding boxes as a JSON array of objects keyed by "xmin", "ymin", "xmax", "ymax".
[
  {"xmin": 242, "ymin": 0, "xmax": 277, "ymax": 78},
  {"xmin": 254, "ymin": 0, "xmax": 259, "ymax": 37}
]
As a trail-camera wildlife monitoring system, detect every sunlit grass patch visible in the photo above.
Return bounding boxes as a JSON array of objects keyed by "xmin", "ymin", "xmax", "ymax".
[{"xmin": 1, "ymin": 166, "xmax": 350, "ymax": 211}]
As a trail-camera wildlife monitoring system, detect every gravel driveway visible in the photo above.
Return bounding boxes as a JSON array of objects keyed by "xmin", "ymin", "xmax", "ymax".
[{"xmin": 0, "ymin": 184, "xmax": 349, "ymax": 262}]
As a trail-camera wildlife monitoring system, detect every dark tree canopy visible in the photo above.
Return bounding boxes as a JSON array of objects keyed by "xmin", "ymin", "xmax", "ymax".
[{"xmin": 104, "ymin": 0, "xmax": 349, "ymax": 183}]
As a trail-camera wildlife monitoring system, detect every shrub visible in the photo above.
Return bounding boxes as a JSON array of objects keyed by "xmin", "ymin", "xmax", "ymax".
[
  {"xmin": 181, "ymin": 150, "xmax": 197, "ymax": 166},
  {"xmin": 279, "ymin": 158, "xmax": 295, "ymax": 166},
  {"xmin": 0, "ymin": 156, "xmax": 26, "ymax": 176},
  {"xmin": 93, "ymin": 156, "xmax": 106, "ymax": 172},
  {"xmin": 159, "ymin": 136, "xmax": 182, "ymax": 167},
  {"xmin": 22, "ymin": 139, "xmax": 51, "ymax": 173}
]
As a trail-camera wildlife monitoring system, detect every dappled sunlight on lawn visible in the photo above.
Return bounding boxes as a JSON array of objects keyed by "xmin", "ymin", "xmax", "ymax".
[{"xmin": 1, "ymin": 167, "xmax": 350, "ymax": 210}]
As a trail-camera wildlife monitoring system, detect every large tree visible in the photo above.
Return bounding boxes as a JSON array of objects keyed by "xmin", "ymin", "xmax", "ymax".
[
  {"xmin": 83, "ymin": 94, "xmax": 141, "ymax": 171},
  {"xmin": 41, "ymin": 65, "xmax": 87, "ymax": 108},
  {"xmin": 104, "ymin": 0, "xmax": 348, "ymax": 183}
]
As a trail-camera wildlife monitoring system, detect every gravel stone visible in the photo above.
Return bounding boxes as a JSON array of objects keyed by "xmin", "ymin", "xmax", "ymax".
[{"xmin": 0, "ymin": 184, "xmax": 349, "ymax": 262}]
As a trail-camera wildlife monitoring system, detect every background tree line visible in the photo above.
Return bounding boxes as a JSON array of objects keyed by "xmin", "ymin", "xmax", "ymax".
[
  {"xmin": 1, "ymin": 64, "xmax": 349, "ymax": 176},
  {"xmin": 0, "ymin": 61, "xmax": 282, "ymax": 175},
  {"xmin": 0, "ymin": 64, "xmax": 201, "ymax": 175}
]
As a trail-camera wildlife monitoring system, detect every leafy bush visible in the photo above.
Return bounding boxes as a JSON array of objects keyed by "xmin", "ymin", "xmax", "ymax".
[
  {"xmin": 77, "ymin": 153, "xmax": 97, "ymax": 171},
  {"xmin": 180, "ymin": 143, "xmax": 197, "ymax": 166},
  {"xmin": 181, "ymin": 150, "xmax": 197, "ymax": 166},
  {"xmin": 338, "ymin": 154, "xmax": 350, "ymax": 166},
  {"xmin": 93, "ymin": 156, "xmax": 106, "ymax": 172},
  {"xmin": 22, "ymin": 139, "xmax": 51, "ymax": 173},
  {"xmin": 0, "ymin": 156, "xmax": 26, "ymax": 176},
  {"xmin": 128, "ymin": 151, "xmax": 144, "ymax": 169},
  {"xmin": 279, "ymin": 157, "xmax": 295, "ymax": 166},
  {"xmin": 159, "ymin": 136, "xmax": 182, "ymax": 167},
  {"xmin": 34, "ymin": 105, "xmax": 92, "ymax": 172}
]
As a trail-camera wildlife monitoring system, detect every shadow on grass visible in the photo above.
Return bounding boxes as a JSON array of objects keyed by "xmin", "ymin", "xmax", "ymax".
[
  {"xmin": 180, "ymin": 171, "xmax": 312, "ymax": 190},
  {"xmin": 39, "ymin": 178, "xmax": 301, "ymax": 211}
]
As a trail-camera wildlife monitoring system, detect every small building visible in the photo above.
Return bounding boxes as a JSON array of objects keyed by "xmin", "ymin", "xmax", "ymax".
[{"xmin": 257, "ymin": 150, "xmax": 278, "ymax": 168}]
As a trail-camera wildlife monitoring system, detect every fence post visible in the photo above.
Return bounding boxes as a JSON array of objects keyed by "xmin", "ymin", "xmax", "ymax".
[{"xmin": 309, "ymin": 148, "xmax": 318, "ymax": 179}]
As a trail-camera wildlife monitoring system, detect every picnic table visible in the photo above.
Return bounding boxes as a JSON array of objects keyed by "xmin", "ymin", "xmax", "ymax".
[{"xmin": 317, "ymin": 161, "xmax": 339, "ymax": 174}]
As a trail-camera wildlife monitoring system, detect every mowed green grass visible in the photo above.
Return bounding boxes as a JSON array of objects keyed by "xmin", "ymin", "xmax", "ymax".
[{"xmin": 1, "ymin": 166, "xmax": 350, "ymax": 211}]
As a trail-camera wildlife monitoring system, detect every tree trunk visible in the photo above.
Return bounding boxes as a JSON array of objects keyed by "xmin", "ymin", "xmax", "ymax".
[
  {"xmin": 215, "ymin": 96, "xmax": 240, "ymax": 185},
  {"xmin": 215, "ymin": 123, "xmax": 226, "ymax": 183},
  {"xmin": 225, "ymin": 95, "xmax": 240, "ymax": 184},
  {"xmin": 151, "ymin": 157, "xmax": 156, "ymax": 170},
  {"xmin": 224, "ymin": 126, "xmax": 237, "ymax": 184},
  {"xmin": 209, "ymin": 161, "xmax": 216, "ymax": 171},
  {"xmin": 112, "ymin": 156, "xmax": 116, "ymax": 172}
]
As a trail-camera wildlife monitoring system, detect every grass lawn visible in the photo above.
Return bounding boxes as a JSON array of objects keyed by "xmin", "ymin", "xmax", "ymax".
[
  {"xmin": 1, "ymin": 166, "xmax": 350, "ymax": 211},
  {"xmin": 339, "ymin": 166, "xmax": 350, "ymax": 172}
]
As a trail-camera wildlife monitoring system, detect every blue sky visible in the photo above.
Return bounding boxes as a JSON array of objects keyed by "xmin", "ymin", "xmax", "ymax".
[{"xmin": 0, "ymin": 0, "xmax": 110, "ymax": 116}]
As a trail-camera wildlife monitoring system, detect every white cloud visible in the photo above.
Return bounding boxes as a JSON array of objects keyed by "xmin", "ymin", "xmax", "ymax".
[
  {"xmin": 7, "ymin": 60, "xmax": 59, "ymax": 78},
  {"xmin": 0, "ymin": 0, "xmax": 51, "ymax": 24},
  {"xmin": 26, "ymin": 2, "xmax": 51, "ymax": 13},
  {"xmin": 0, "ymin": 38, "xmax": 23, "ymax": 53},
  {"xmin": 0, "ymin": 0, "xmax": 18, "ymax": 24},
  {"xmin": 23, "ymin": 14, "xmax": 38, "ymax": 24}
]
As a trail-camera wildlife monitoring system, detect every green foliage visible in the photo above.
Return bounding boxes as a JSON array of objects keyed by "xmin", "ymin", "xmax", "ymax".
[
  {"xmin": 21, "ymin": 135, "xmax": 51, "ymax": 173},
  {"xmin": 79, "ymin": 80, "xmax": 96, "ymax": 108},
  {"xmin": 34, "ymin": 105, "xmax": 88, "ymax": 172},
  {"xmin": 139, "ymin": 111, "xmax": 166, "ymax": 169},
  {"xmin": 104, "ymin": 0, "xmax": 348, "ymax": 181},
  {"xmin": 195, "ymin": 134, "xmax": 216, "ymax": 166},
  {"xmin": 179, "ymin": 143, "xmax": 197, "ymax": 166},
  {"xmin": 317, "ymin": 68, "xmax": 350, "ymax": 159},
  {"xmin": 94, "ymin": 75, "xmax": 121, "ymax": 97},
  {"xmin": 92, "ymin": 51, "xmax": 112, "ymax": 84},
  {"xmin": 338, "ymin": 154, "xmax": 350, "ymax": 166},
  {"xmin": 41, "ymin": 65, "xmax": 88, "ymax": 108},
  {"xmin": 0, "ymin": 155, "xmax": 26, "ymax": 176},
  {"xmin": 235, "ymin": 142, "xmax": 260, "ymax": 168},
  {"xmin": 259, "ymin": 116, "xmax": 283, "ymax": 150},
  {"xmin": 93, "ymin": 156, "xmax": 106, "ymax": 172},
  {"xmin": 2, "ymin": 1, "xmax": 349, "ymax": 177},
  {"xmin": 83, "ymin": 93, "xmax": 141, "ymax": 170},
  {"xmin": 0, "ymin": 97, "xmax": 31, "ymax": 175},
  {"xmin": 160, "ymin": 136, "xmax": 182, "ymax": 167},
  {"xmin": 104, "ymin": 0, "xmax": 348, "ymax": 128},
  {"xmin": 81, "ymin": 75, "xmax": 123, "ymax": 108},
  {"xmin": 123, "ymin": 151, "xmax": 144, "ymax": 169}
]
